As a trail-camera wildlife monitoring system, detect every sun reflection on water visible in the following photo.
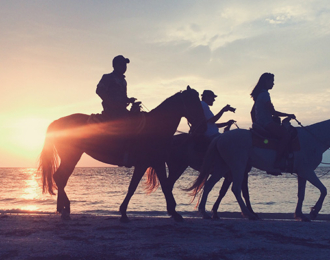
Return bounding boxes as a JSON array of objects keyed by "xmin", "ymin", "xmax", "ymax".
[{"xmin": 19, "ymin": 168, "xmax": 41, "ymax": 211}]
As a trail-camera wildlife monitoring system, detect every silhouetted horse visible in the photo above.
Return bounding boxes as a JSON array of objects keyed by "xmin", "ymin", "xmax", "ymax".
[
  {"xmin": 38, "ymin": 86, "xmax": 206, "ymax": 222},
  {"xmin": 145, "ymin": 133, "xmax": 256, "ymax": 219},
  {"xmin": 189, "ymin": 120, "xmax": 329, "ymax": 221}
]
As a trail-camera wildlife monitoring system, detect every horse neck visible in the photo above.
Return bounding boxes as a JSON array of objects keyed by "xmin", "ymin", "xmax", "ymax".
[
  {"xmin": 304, "ymin": 119, "xmax": 330, "ymax": 152},
  {"xmin": 147, "ymin": 93, "xmax": 183, "ymax": 136}
]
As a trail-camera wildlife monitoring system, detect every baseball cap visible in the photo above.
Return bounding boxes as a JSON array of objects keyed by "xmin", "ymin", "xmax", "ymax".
[
  {"xmin": 113, "ymin": 55, "xmax": 130, "ymax": 66},
  {"xmin": 201, "ymin": 90, "xmax": 217, "ymax": 98}
]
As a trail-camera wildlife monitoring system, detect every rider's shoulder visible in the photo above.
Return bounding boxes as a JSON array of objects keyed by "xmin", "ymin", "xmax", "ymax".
[
  {"xmin": 103, "ymin": 72, "xmax": 115, "ymax": 78},
  {"xmin": 257, "ymin": 90, "xmax": 270, "ymax": 100},
  {"xmin": 100, "ymin": 72, "xmax": 116, "ymax": 82}
]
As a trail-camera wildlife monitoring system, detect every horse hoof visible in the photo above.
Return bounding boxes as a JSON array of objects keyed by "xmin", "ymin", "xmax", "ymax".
[
  {"xmin": 310, "ymin": 207, "xmax": 318, "ymax": 220},
  {"xmin": 248, "ymin": 215, "xmax": 259, "ymax": 221},
  {"xmin": 246, "ymin": 213, "xmax": 259, "ymax": 220},
  {"xmin": 61, "ymin": 213, "xmax": 71, "ymax": 221},
  {"xmin": 294, "ymin": 214, "xmax": 310, "ymax": 222},
  {"xmin": 172, "ymin": 213, "xmax": 184, "ymax": 222},
  {"xmin": 212, "ymin": 215, "xmax": 220, "ymax": 220},
  {"xmin": 199, "ymin": 209, "xmax": 211, "ymax": 220},
  {"xmin": 202, "ymin": 213, "xmax": 211, "ymax": 220},
  {"xmin": 120, "ymin": 216, "xmax": 130, "ymax": 223}
]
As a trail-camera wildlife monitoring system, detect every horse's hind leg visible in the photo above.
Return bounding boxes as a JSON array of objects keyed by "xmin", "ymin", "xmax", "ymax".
[
  {"xmin": 53, "ymin": 152, "xmax": 81, "ymax": 220},
  {"xmin": 241, "ymin": 166, "xmax": 258, "ymax": 218},
  {"xmin": 211, "ymin": 177, "xmax": 232, "ymax": 219},
  {"xmin": 198, "ymin": 159, "xmax": 223, "ymax": 219},
  {"xmin": 120, "ymin": 165, "xmax": 147, "ymax": 222},
  {"xmin": 231, "ymin": 164, "xmax": 258, "ymax": 220}
]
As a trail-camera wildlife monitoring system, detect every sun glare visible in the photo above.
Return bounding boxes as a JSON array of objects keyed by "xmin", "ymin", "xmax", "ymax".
[{"xmin": 8, "ymin": 118, "xmax": 47, "ymax": 153}]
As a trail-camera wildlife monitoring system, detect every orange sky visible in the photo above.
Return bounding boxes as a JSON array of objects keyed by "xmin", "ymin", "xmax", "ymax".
[{"xmin": 1, "ymin": 1, "xmax": 330, "ymax": 167}]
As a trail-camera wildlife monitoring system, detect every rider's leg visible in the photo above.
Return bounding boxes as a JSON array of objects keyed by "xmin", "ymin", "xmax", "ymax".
[{"xmin": 265, "ymin": 122, "xmax": 290, "ymax": 167}]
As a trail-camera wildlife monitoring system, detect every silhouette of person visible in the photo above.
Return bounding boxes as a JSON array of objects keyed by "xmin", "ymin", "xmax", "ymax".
[
  {"xmin": 96, "ymin": 55, "xmax": 136, "ymax": 120},
  {"xmin": 250, "ymin": 72, "xmax": 295, "ymax": 168},
  {"xmin": 201, "ymin": 90, "xmax": 236, "ymax": 140}
]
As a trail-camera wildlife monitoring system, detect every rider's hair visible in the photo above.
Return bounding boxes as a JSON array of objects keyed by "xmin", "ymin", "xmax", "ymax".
[{"xmin": 250, "ymin": 72, "xmax": 274, "ymax": 101}]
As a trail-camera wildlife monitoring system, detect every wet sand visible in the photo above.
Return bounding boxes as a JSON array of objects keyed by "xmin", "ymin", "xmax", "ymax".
[{"xmin": 1, "ymin": 213, "xmax": 330, "ymax": 260}]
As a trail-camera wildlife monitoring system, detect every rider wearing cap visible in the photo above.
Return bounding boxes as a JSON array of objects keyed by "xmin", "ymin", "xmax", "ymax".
[
  {"xmin": 96, "ymin": 55, "xmax": 136, "ymax": 119},
  {"xmin": 201, "ymin": 90, "xmax": 236, "ymax": 139}
]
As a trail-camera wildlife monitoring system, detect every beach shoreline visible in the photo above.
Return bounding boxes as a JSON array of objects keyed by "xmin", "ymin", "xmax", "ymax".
[{"xmin": 1, "ymin": 213, "xmax": 330, "ymax": 260}]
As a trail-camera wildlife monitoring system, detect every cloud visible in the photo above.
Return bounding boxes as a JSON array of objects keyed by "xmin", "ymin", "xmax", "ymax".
[{"xmin": 1, "ymin": 0, "xmax": 330, "ymax": 166}]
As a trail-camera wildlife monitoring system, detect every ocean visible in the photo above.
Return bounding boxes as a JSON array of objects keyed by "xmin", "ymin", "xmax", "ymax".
[{"xmin": 1, "ymin": 167, "xmax": 330, "ymax": 217}]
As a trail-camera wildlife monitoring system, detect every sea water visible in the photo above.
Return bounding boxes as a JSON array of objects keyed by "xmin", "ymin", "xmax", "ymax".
[{"xmin": 0, "ymin": 167, "xmax": 329, "ymax": 217}]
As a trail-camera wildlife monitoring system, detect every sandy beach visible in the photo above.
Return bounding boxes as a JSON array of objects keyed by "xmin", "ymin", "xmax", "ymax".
[{"xmin": 1, "ymin": 213, "xmax": 330, "ymax": 260}]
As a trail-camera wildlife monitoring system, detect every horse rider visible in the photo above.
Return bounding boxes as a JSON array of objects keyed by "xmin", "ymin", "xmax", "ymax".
[
  {"xmin": 250, "ymin": 72, "xmax": 296, "ymax": 169},
  {"xmin": 96, "ymin": 55, "xmax": 139, "ymax": 166},
  {"xmin": 96, "ymin": 55, "xmax": 137, "ymax": 120},
  {"xmin": 201, "ymin": 90, "xmax": 236, "ymax": 140}
]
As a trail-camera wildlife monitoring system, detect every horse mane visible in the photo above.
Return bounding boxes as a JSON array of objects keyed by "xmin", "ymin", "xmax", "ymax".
[{"xmin": 148, "ymin": 91, "xmax": 183, "ymax": 114}]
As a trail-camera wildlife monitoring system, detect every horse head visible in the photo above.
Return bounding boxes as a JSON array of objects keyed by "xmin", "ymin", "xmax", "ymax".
[{"xmin": 181, "ymin": 86, "xmax": 207, "ymax": 136}]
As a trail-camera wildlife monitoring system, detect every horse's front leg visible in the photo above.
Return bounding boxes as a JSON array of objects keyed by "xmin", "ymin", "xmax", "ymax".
[
  {"xmin": 294, "ymin": 176, "xmax": 309, "ymax": 221},
  {"xmin": 119, "ymin": 165, "xmax": 147, "ymax": 223},
  {"xmin": 167, "ymin": 163, "xmax": 188, "ymax": 192},
  {"xmin": 156, "ymin": 163, "xmax": 183, "ymax": 222},
  {"xmin": 302, "ymin": 171, "xmax": 327, "ymax": 220}
]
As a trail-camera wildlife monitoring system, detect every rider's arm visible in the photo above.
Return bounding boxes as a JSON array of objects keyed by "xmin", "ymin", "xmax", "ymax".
[
  {"xmin": 266, "ymin": 102, "xmax": 295, "ymax": 119},
  {"xmin": 207, "ymin": 105, "xmax": 234, "ymax": 124},
  {"xmin": 215, "ymin": 120, "xmax": 236, "ymax": 128}
]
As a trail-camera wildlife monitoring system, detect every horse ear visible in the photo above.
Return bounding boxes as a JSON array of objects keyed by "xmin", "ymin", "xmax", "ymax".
[{"xmin": 187, "ymin": 85, "xmax": 191, "ymax": 90}]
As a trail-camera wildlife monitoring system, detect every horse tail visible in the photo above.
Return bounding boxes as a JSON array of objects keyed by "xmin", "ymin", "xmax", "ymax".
[
  {"xmin": 186, "ymin": 137, "xmax": 219, "ymax": 200},
  {"xmin": 38, "ymin": 122, "xmax": 59, "ymax": 195},
  {"xmin": 144, "ymin": 167, "xmax": 160, "ymax": 194}
]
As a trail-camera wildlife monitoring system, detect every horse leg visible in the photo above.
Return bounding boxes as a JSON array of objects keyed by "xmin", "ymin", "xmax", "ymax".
[
  {"xmin": 294, "ymin": 176, "xmax": 309, "ymax": 222},
  {"xmin": 241, "ymin": 166, "xmax": 258, "ymax": 219},
  {"xmin": 119, "ymin": 165, "xmax": 147, "ymax": 222},
  {"xmin": 53, "ymin": 155, "xmax": 80, "ymax": 220},
  {"xmin": 211, "ymin": 177, "xmax": 231, "ymax": 219},
  {"xmin": 157, "ymin": 163, "xmax": 183, "ymax": 222},
  {"xmin": 211, "ymin": 166, "xmax": 252, "ymax": 220},
  {"xmin": 300, "ymin": 170, "xmax": 327, "ymax": 220},
  {"xmin": 167, "ymin": 163, "xmax": 187, "ymax": 192},
  {"xmin": 198, "ymin": 159, "xmax": 223, "ymax": 219},
  {"xmin": 231, "ymin": 165, "xmax": 258, "ymax": 220}
]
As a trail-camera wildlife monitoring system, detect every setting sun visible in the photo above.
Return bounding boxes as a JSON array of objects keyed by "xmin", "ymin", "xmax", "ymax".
[
  {"xmin": 10, "ymin": 117, "xmax": 48, "ymax": 151},
  {"xmin": 0, "ymin": 116, "xmax": 50, "ymax": 166}
]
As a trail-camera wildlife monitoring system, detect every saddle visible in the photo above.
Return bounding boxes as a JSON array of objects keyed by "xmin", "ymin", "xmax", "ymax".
[
  {"xmin": 87, "ymin": 111, "xmax": 147, "ymax": 167},
  {"xmin": 251, "ymin": 120, "xmax": 300, "ymax": 173},
  {"xmin": 87, "ymin": 111, "xmax": 146, "ymax": 134}
]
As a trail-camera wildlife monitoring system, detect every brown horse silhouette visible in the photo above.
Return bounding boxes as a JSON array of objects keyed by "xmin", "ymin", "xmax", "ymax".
[{"xmin": 38, "ymin": 86, "xmax": 206, "ymax": 222}]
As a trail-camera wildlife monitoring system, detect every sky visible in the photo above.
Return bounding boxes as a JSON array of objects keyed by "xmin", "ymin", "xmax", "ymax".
[{"xmin": 0, "ymin": 0, "xmax": 330, "ymax": 167}]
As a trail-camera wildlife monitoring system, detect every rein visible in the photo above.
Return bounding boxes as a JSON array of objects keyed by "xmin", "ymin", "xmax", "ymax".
[{"xmin": 295, "ymin": 118, "xmax": 330, "ymax": 149}]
